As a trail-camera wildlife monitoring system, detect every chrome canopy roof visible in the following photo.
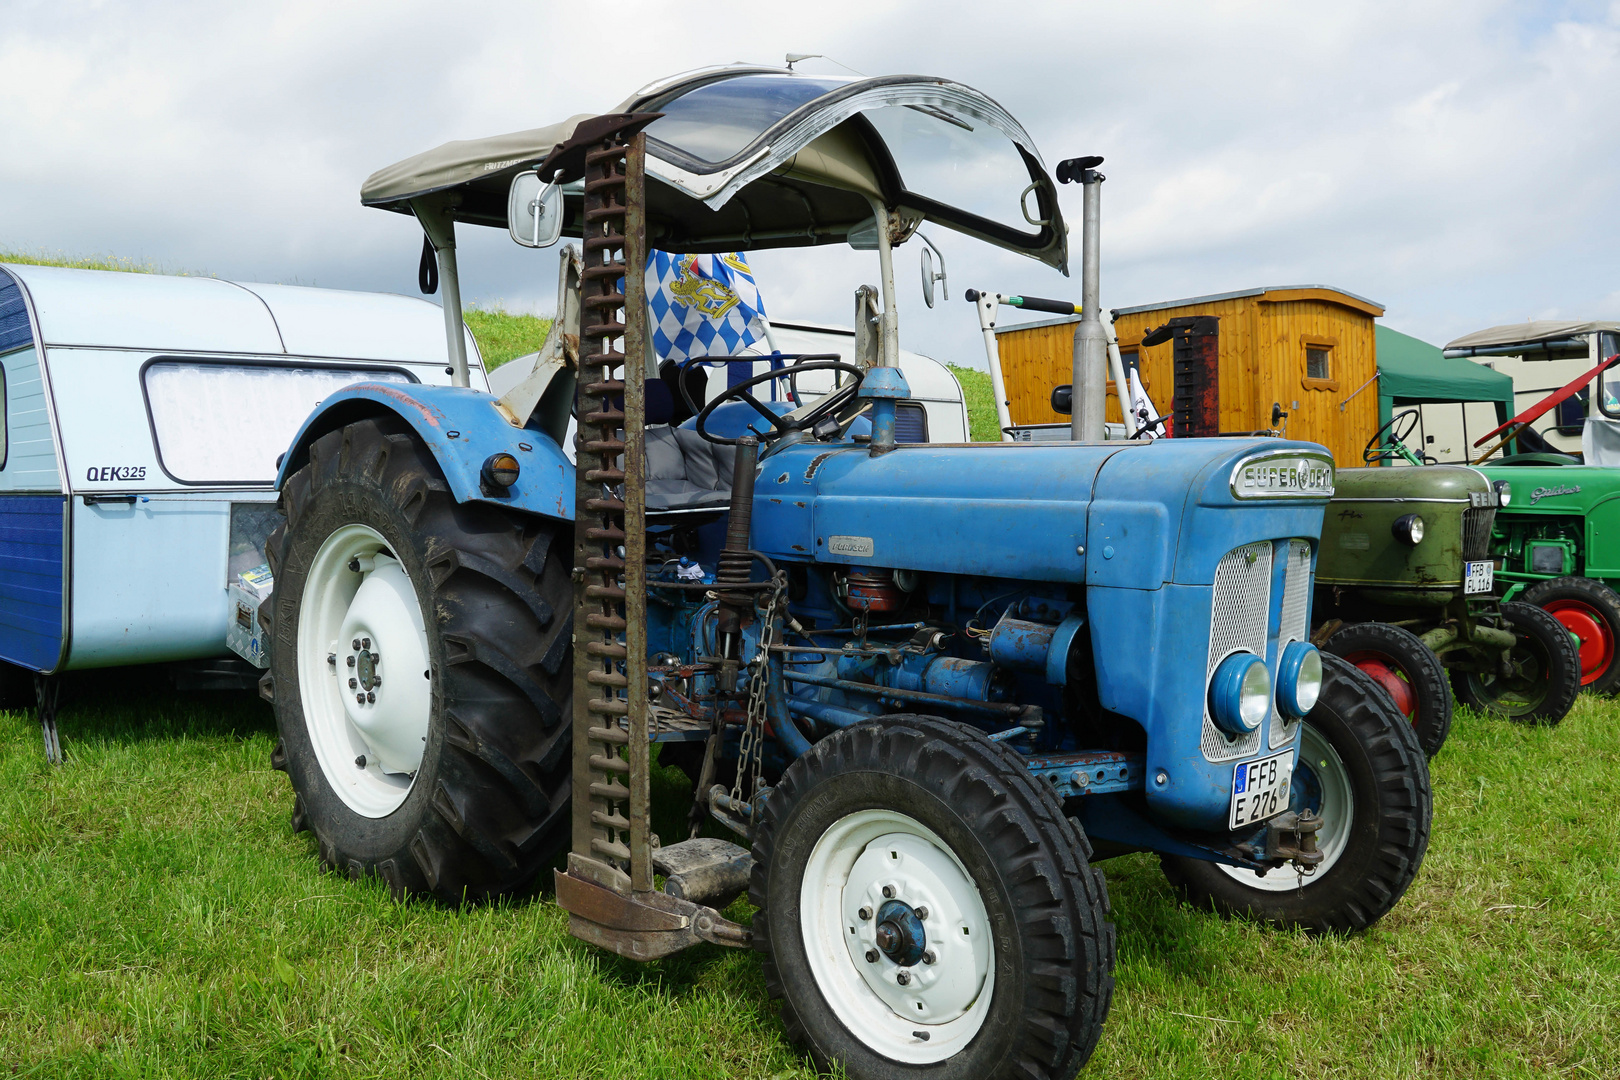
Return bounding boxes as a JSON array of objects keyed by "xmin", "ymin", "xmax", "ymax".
[{"xmin": 361, "ymin": 67, "xmax": 1069, "ymax": 271}]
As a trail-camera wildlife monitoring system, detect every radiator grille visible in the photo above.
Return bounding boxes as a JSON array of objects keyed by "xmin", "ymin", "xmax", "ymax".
[
  {"xmin": 1270, "ymin": 539, "xmax": 1313, "ymax": 750},
  {"xmin": 1200, "ymin": 541, "xmax": 1272, "ymax": 761},
  {"xmin": 1462, "ymin": 506, "xmax": 1497, "ymax": 561}
]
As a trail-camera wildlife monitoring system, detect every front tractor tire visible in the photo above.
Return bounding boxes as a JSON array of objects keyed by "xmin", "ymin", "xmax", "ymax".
[
  {"xmin": 750, "ymin": 715, "xmax": 1115, "ymax": 1080},
  {"xmin": 263, "ymin": 417, "xmax": 573, "ymax": 904},
  {"xmin": 1324, "ymin": 620, "xmax": 1453, "ymax": 757},
  {"xmin": 1520, "ymin": 576, "xmax": 1620, "ymax": 694},
  {"xmin": 1450, "ymin": 601, "xmax": 1580, "ymax": 725},
  {"xmin": 1161, "ymin": 653, "xmax": 1432, "ymax": 933}
]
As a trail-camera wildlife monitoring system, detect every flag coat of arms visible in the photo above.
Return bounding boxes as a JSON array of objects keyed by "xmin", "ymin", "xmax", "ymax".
[{"xmin": 646, "ymin": 251, "xmax": 770, "ymax": 362}]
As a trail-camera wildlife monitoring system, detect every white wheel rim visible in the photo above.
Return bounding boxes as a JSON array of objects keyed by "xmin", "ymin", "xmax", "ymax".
[
  {"xmin": 1216, "ymin": 722, "xmax": 1353, "ymax": 892},
  {"xmin": 296, "ymin": 523, "xmax": 433, "ymax": 818},
  {"xmin": 799, "ymin": 809, "xmax": 995, "ymax": 1065}
]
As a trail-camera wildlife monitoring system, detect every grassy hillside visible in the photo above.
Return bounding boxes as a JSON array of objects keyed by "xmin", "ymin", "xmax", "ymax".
[{"xmin": 947, "ymin": 364, "xmax": 1000, "ymax": 441}]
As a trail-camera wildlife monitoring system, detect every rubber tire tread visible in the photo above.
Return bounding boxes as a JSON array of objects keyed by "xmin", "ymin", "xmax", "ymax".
[
  {"xmin": 1160, "ymin": 653, "xmax": 1432, "ymax": 933},
  {"xmin": 1450, "ymin": 601, "xmax": 1580, "ymax": 725},
  {"xmin": 262, "ymin": 416, "xmax": 572, "ymax": 905},
  {"xmin": 1521, "ymin": 575, "xmax": 1620, "ymax": 695},
  {"xmin": 1324, "ymin": 621, "xmax": 1453, "ymax": 757},
  {"xmin": 749, "ymin": 714, "xmax": 1115, "ymax": 1080}
]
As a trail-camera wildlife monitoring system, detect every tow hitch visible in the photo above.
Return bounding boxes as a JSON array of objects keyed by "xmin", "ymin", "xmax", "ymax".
[{"xmin": 1265, "ymin": 808, "xmax": 1326, "ymax": 869}]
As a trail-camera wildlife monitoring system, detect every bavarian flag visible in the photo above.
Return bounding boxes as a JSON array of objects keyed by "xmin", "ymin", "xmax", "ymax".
[{"xmin": 646, "ymin": 251, "xmax": 770, "ymax": 362}]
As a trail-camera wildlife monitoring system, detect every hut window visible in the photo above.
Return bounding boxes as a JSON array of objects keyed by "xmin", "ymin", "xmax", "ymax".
[
  {"xmin": 142, "ymin": 361, "xmax": 412, "ymax": 485},
  {"xmin": 1300, "ymin": 336, "xmax": 1340, "ymax": 391}
]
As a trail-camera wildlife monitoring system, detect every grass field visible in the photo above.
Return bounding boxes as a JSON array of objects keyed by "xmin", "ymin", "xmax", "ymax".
[{"xmin": 1, "ymin": 671, "xmax": 1615, "ymax": 1079}]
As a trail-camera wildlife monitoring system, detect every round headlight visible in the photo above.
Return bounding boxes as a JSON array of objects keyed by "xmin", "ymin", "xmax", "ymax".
[
  {"xmin": 1493, "ymin": 479, "xmax": 1512, "ymax": 506},
  {"xmin": 1209, "ymin": 652, "xmax": 1271, "ymax": 735},
  {"xmin": 1392, "ymin": 513, "xmax": 1425, "ymax": 546},
  {"xmin": 1277, "ymin": 641, "xmax": 1322, "ymax": 718}
]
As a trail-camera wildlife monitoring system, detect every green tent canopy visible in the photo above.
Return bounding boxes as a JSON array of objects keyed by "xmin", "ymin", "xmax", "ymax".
[{"xmin": 1376, "ymin": 324, "xmax": 1514, "ymax": 430}]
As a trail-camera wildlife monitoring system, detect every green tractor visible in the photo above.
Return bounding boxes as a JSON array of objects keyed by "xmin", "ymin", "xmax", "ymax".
[
  {"xmin": 1313, "ymin": 411, "xmax": 1581, "ymax": 752},
  {"xmin": 1477, "ymin": 458, "xmax": 1620, "ymax": 693}
]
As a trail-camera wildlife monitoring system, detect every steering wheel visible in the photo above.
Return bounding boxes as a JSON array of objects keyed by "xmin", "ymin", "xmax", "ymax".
[
  {"xmin": 694, "ymin": 360, "xmax": 866, "ymax": 445},
  {"xmin": 1364, "ymin": 408, "xmax": 1420, "ymax": 463}
]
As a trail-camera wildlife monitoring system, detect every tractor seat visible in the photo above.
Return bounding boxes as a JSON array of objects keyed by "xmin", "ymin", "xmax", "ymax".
[{"xmin": 639, "ymin": 378, "xmax": 736, "ymax": 515}]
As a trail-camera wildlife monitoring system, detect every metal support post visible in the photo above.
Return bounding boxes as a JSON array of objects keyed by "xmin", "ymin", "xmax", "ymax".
[{"xmin": 1072, "ymin": 165, "xmax": 1106, "ymax": 441}]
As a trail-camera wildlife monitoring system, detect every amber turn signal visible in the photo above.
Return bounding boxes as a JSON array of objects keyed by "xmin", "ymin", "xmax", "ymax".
[{"xmin": 482, "ymin": 452, "xmax": 520, "ymax": 491}]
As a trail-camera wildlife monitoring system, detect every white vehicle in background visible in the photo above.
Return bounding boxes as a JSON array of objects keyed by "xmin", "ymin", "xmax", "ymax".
[
  {"xmin": 0, "ymin": 262, "xmax": 483, "ymax": 757},
  {"xmin": 1442, "ymin": 320, "xmax": 1620, "ymax": 457}
]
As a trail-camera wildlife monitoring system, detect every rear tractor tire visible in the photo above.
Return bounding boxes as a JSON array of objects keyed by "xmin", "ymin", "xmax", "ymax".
[
  {"xmin": 1161, "ymin": 653, "xmax": 1432, "ymax": 933},
  {"xmin": 1324, "ymin": 620, "xmax": 1453, "ymax": 757},
  {"xmin": 1450, "ymin": 601, "xmax": 1580, "ymax": 725},
  {"xmin": 262, "ymin": 417, "xmax": 573, "ymax": 904},
  {"xmin": 750, "ymin": 715, "xmax": 1115, "ymax": 1079},
  {"xmin": 1521, "ymin": 575, "xmax": 1620, "ymax": 695}
]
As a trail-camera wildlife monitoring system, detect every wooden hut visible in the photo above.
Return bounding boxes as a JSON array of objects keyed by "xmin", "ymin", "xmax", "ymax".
[{"xmin": 995, "ymin": 285, "xmax": 1385, "ymax": 464}]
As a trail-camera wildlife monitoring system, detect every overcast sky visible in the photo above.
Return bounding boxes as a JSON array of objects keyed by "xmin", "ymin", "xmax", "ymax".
[{"xmin": 3, "ymin": 0, "xmax": 1618, "ymax": 370}]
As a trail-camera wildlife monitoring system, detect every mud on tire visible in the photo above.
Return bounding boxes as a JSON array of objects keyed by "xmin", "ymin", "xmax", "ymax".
[
  {"xmin": 750, "ymin": 715, "xmax": 1115, "ymax": 1080},
  {"xmin": 1161, "ymin": 653, "xmax": 1432, "ymax": 934},
  {"xmin": 262, "ymin": 416, "xmax": 572, "ymax": 904}
]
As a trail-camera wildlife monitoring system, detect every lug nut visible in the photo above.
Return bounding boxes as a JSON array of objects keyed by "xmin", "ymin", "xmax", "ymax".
[
  {"xmin": 352, "ymin": 638, "xmax": 361, "ymax": 651},
  {"xmin": 882, "ymin": 885, "xmax": 895, "ymax": 899},
  {"xmin": 858, "ymin": 906, "xmax": 872, "ymax": 920},
  {"xmin": 366, "ymin": 691, "xmax": 375, "ymax": 703},
  {"xmin": 346, "ymin": 655, "xmax": 355, "ymax": 667},
  {"xmin": 922, "ymin": 950, "xmax": 936, "ymax": 965},
  {"xmin": 371, "ymin": 652, "xmax": 380, "ymax": 665},
  {"xmin": 348, "ymin": 557, "xmax": 360, "ymax": 572},
  {"xmin": 361, "ymin": 637, "xmax": 371, "ymax": 649},
  {"xmin": 896, "ymin": 970, "xmax": 912, "ymax": 986},
  {"xmin": 327, "ymin": 653, "xmax": 336, "ymax": 666},
  {"xmin": 355, "ymin": 755, "xmax": 366, "ymax": 768},
  {"xmin": 348, "ymin": 678, "xmax": 357, "ymax": 689},
  {"xmin": 915, "ymin": 906, "xmax": 928, "ymax": 920},
  {"xmin": 865, "ymin": 949, "xmax": 879, "ymax": 963},
  {"xmin": 355, "ymin": 693, "xmax": 365, "ymax": 704},
  {"xmin": 372, "ymin": 677, "xmax": 381, "ymax": 688}
]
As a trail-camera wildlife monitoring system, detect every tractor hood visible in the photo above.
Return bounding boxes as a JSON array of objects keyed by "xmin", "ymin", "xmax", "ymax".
[
  {"xmin": 749, "ymin": 438, "xmax": 1334, "ymax": 586},
  {"xmin": 361, "ymin": 66, "xmax": 1068, "ymax": 270}
]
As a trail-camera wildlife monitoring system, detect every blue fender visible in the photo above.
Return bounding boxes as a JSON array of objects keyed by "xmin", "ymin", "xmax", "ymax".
[{"xmin": 276, "ymin": 383, "xmax": 574, "ymax": 522}]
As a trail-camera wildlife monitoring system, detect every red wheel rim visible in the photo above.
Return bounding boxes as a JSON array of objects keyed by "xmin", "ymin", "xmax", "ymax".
[
  {"xmin": 1341, "ymin": 650, "xmax": 1418, "ymax": 719},
  {"xmin": 1542, "ymin": 599, "xmax": 1613, "ymax": 685}
]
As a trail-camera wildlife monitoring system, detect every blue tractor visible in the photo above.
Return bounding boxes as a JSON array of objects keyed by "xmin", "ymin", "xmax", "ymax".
[{"xmin": 262, "ymin": 69, "xmax": 1431, "ymax": 1078}]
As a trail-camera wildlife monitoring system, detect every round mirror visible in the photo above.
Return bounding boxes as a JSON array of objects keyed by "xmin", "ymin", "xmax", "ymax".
[
  {"xmin": 921, "ymin": 247, "xmax": 936, "ymax": 309},
  {"xmin": 508, "ymin": 172, "xmax": 564, "ymax": 249}
]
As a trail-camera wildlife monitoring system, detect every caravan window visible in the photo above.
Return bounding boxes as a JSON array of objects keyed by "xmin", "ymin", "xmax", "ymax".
[{"xmin": 142, "ymin": 361, "xmax": 411, "ymax": 484}]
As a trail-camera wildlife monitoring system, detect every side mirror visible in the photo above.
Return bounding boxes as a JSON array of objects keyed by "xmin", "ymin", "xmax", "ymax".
[
  {"xmin": 509, "ymin": 172, "xmax": 563, "ymax": 249},
  {"xmin": 919, "ymin": 234, "xmax": 947, "ymax": 309},
  {"xmin": 1051, "ymin": 384, "xmax": 1072, "ymax": 415}
]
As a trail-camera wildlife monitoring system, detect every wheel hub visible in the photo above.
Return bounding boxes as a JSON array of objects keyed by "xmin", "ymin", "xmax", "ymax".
[
  {"xmin": 874, "ymin": 899, "xmax": 927, "ymax": 967},
  {"xmin": 338, "ymin": 558, "xmax": 431, "ymax": 776},
  {"xmin": 841, "ymin": 831, "xmax": 989, "ymax": 1026}
]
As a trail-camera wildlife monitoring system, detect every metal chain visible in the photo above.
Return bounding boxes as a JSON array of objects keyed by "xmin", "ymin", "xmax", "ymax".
[{"xmin": 730, "ymin": 576, "xmax": 786, "ymax": 808}]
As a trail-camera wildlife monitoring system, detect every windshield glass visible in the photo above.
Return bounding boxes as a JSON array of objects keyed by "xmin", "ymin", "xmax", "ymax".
[
  {"xmin": 645, "ymin": 74, "xmax": 853, "ymax": 167},
  {"xmin": 861, "ymin": 104, "xmax": 1039, "ymax": 235}
]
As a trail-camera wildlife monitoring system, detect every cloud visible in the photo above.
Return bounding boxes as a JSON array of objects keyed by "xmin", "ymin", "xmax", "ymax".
[{"xmin": 3, "ymin": 0, "xmax": 1619, "ymax": 369}]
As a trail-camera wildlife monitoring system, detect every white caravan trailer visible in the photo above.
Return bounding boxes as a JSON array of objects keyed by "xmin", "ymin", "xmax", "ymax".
[{"xmin": 0, "ymin": 264, "xmax": 484, "ymax": 719}]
